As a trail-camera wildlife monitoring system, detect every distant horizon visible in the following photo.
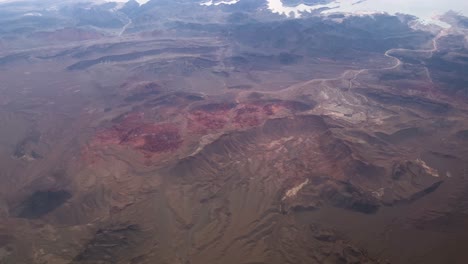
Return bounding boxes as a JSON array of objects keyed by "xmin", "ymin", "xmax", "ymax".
[
  {"xmin": 0, "ymin": 0, "xmax": 151, "ymax": 4},
  {"xmin": 2, "ymin": 0, "xmax": 464, "ymax": 27}
]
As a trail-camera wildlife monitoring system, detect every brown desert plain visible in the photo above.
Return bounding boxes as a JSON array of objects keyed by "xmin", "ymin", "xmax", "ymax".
[{"xmin": 0, "ymin": 0, "xmax": 468, "ymax": 263}]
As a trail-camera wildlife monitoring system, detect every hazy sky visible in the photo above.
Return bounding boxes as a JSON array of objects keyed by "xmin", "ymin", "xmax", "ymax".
[{"xmin": 0, "ymin": 0, "xmax": 150, "ymax": 4}]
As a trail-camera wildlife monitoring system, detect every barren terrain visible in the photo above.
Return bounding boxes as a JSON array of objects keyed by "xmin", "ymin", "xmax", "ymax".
[{"xmin": 0, "ymin": 1, "xmax": 468, "ymax": 263}]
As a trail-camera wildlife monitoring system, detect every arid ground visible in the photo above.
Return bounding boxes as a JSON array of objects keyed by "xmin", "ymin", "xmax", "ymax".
[{"xmin": 0, "ymin": 1, "xmax": 468, "ymax": 263}]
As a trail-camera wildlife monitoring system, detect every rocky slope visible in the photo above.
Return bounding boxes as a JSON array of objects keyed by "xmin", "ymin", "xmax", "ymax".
[{"xmin": 0, "ymin": 1, "xmax": 468, "ymax": 263}]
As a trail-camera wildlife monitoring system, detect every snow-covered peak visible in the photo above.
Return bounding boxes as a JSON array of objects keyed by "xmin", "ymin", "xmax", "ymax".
[
  {"xmin": 201, "ymin": 0, "xmax": 240, "ymax": 6},
  {"xmin": 102, "ymin": 0, "xmax": 149, "ymax": 5},
  {"xmin": 266, "ymin": 0, "xmax": 467, "ymax": 27}
]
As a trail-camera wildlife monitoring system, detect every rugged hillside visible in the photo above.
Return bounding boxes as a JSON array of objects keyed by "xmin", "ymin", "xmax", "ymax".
[{"xmin": 0, "ymin": 0, "xmax": 468, "ymax": 263}]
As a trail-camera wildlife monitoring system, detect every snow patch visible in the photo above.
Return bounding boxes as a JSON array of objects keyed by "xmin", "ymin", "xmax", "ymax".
[
  {"xmin": 416, "ymin": 158, "xmax": 439, "ymax": 177},
  {"xmin": 371, "ymin": 187, "xmax": 384, "ymax": 198},
  {"xmin": 267, "ymin": 0, "xmax": 336, "ymax": 18},
  {"xmin": 23, "ymin": 12, "xmax": 42, "ymax": 17},
  {"xmin": 201, "ymin": 0, "xmax": 240, "ymax": 6},
  {"xmin": 134, "ymin": 0, "xmax": 150, "ymax": 5},
  {"xmin": 101, "ymin": 0, "xmax": 150, "ymax": 6},
  {"xmin": 282, "ymin": 179, "xmax": 309, "ymax": 200},
  {"xmin": 266, "ymin": 0, "xmax": 466, "ymax": 27}
]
